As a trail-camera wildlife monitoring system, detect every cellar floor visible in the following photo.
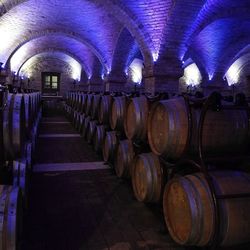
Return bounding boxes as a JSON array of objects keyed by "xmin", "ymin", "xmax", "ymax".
[{"xmin": 21, "ymin": 112, "xmax": 249, "ymax": 250}]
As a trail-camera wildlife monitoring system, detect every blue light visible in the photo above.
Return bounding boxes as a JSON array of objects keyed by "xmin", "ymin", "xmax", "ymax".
[{"xmin": 208, "ymin": 74, "xmax": 213, "ymax": 81}]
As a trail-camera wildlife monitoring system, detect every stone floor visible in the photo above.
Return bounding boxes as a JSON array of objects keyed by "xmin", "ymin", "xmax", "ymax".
[{"xmin": 21, "ymin": 114, "xmax": 250, "ymax": 250}]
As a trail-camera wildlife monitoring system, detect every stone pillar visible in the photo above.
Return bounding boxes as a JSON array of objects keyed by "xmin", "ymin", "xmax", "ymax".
[
  {"xmin": 87, "ymin": 76, "xmax": 104, "ymax": 92},
  {"xmin": 105, "ymin": 72, "xmax": 127, "ymax": 92},
  {"xmin": 142, "ymin": 57, "xmax": 183, "ymax": 95},
  {"xmin": 77, "ymin": 81, "xmax": 88, "ymax": 92},
  {"xmin": 202, "ymin": 73, "xmax": 230, "ymax": 96}
]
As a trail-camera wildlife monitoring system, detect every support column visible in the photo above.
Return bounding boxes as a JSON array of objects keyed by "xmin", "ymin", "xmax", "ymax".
[
  {"xmin": 142, "ymin": 57, "xmax": 183, "ymax": 95},
  {"xmin": 202, "ymin": 73, "xmax": 230, "ymax": 96},
  {"xmin": 105, "ymin": 72, "xmax": 127, "ymax": 92},
  {"xmin": 87, "ymin": 76, "xmax": 104, "ymax": 92}
]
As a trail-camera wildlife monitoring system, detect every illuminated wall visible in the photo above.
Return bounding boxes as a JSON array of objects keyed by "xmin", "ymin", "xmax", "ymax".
[
  {"xmin": 127, "ymin": 58, "xmax": 144, "ymax": 85},
  {"xmin": 19, "ymin": 52, "xmax": 83, "ymax": 95}
]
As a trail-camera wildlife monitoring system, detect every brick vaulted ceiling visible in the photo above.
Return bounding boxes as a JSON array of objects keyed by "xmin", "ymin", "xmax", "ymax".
[{"xmin": 0, "ymin": 0, "xmax": 250, "ymax": 82}]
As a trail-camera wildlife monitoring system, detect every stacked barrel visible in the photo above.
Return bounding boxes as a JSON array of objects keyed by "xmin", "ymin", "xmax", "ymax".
[
  {"xmin": 147, "ymin": 94, "xmax": 250, "ymax": 247},
  {"xmin": 0, "ymin": 87, "xmax": 41, "ymax": 249},
  {"xmin": 65, "ymin": 90, "xmax": 250, "ymax": 248}
]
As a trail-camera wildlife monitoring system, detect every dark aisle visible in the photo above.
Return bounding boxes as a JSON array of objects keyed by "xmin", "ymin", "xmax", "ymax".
[{"xmin": 20, "ymin": 114, "xmax": 184, "ymax": 250}]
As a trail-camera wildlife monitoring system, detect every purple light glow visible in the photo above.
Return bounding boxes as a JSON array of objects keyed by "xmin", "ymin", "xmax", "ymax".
[
  {"xmin": 114, "ymin": 0, "xmax": 170, "ymax": 62},
  {"xmin": 187, "ymin": 18, "xmax": 250, "ymax": 78},
  {"xmin": 10, "ymin": 34, "xmax": 94, "ymax": 78},
  {"xmin": 179, "ymin": 0, "xmax": 250, "ymax": 78},
  {"xmin": 20, "ymin": 51, "xmax": 82, "ymax": 80},
  {"xmin": 125, "ymin": 42, "xmax": 143, "ymax": 72},
  {"xmin": 0, "ymin": 0, "xmax": 122, "ymax": 70}
]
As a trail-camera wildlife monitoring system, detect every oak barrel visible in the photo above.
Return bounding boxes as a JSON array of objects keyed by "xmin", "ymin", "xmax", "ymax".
[
  {"xmin": 82, "ymin": 116, "xmax": 91, "ymax": 139},
  {"xmin": 86, "ymin": 120, "xmax": 97, "ymax": 144},
  {"xmin": 163, "ymin": 171, "xmax": 250, "ymax": 246},
  {"xmin": 132, "ymin": 152, "xmax": 165, "ymax": 203},
  {"xmin": 73, "ymin": 110, "xmax": 78, "ymax": 129},
  {"xmin": 91, "ymin": 94, "xmax": 101, "ymax": 120},
  {"xmin": 201, "ymin": 107, "xmax": 249, "ymax": 155},
  {"xmin": 110, "ymin": 96, "xmax": 126, "ymax": 132},
  {"xmin": 0, "ymin": 185, "xmax": 22, "ymax": 250},
  {"xmin": 98, "ymin": 95, "xmax": 112, "ymax": 125},
  {"xmin": 74, "ymin": 111, "xmax": 80, "ymax": 131},
  {"xmin": 79, "ymin": 93, "xmax": 87, "ymax": 114},
  {"xmin": 148, "ymin": 97, "xmax": 249, "ymax": 160},
  {"xmin": 86, "ymin": 94, "xmax": 93, "ymax": 116},
  {"xmin": 78, "ymin": 114, "xmax": 85, "ymax": 133},
  {"xmin": 12, "ymin": 94, "xmax": 26, "ymax": 157},
  {"xmin": 3, "ymin": 93, "xmax": 15, "ymax": 159},
  {"xmin": 93, "ymin": 125, "xmax": 106, "ymax": 153},
  {"xmin": 3, "ymin": 94, "xmax": 26, "ymax": 159},
  {"xmin": 102, "ymin": 131, "xmax": 118, "ymax": 163},
  {"xmin": 124, "ymin": 96, "xmax": 149, "ymax": 141},
  {"xmin": 114, "ymin": 139, "xmax": 135, "ymax": 178},
  {"xmin": 23, "ymin": 94, "xmax": 32, "ymax": 137},
  {"xmin": 73, "ymin": 92, "xmax": 78, "ymax": 109},
  {"xmin": 76, "ymin": 92, "xmax": 82, "ymax": 112},
  {"xmin": 13, "ymin": 160, "xmax": 28, "ymax": 199}
]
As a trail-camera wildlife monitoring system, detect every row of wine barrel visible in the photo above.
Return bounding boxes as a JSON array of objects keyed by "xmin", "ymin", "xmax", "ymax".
[
  {"xmin": 131, "ymin": 152, "xmax": 250, "ymax": 247},
  {"xmin": 67, "ymin": 91, "xmax": 250, "ymax": 162},
  {"xmin": 0, "ymin": 87, "xmax": 41, "ymax": 250},
  {"xmin": 65, "ymin": 92, "xmax": 250, "ymax": 248},
  {"xmin": 3, "ymin": 92, "xmax": 41, "ymax": 161}
]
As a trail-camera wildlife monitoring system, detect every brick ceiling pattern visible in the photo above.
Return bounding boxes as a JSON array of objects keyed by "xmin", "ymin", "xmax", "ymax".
[{"xmin": 0, "ymin": 0, "xmax": 250, "ymax": 82}]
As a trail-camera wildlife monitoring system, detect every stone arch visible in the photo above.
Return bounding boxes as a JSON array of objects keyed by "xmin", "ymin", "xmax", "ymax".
[
  {"xmin": 17, "ymin": 49, "xmax": 85, "ymax": 79},
  {"xmin": 111, "ymin": 28, "xmax": 143, "ymax": 77},
  {"xmin": 6, "ymin": 29, "xmax": 107, "ymax": 72},
  {"xmin": 180, "ymin": 0, "xmax": 250, "ymax": 60}
]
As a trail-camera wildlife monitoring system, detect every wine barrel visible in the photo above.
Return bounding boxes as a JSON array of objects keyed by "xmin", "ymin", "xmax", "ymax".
[
  {"xmin": 70, "ymin": 92, "xmax": 74, "ymax": 108},
  {"xmin": 29, "ymin": 93, "xmax": 35, "ymax": 124},
  {"xmin": 3, "ymin": 94, "xmax": 26, "ymax": 159},
  {"xmin": 23, "ymin": 94, "xmax": 32, "ymax": 137},
  {"xmin": 13, "ymin": 160, "xmax": 28, "ymax": 199},
  {"xmin": 76, "ymin": 92, "xmax": 82, "ymax": 112},
  {"xmin": 114, "ymin": 139, "xmax": 135, "ymax": 178},
  {"xmin": 93, "ymin": 125, "xmax": 106, "ymax": 153},
  {"xmin": 124, "ymin": 96, "xmax": 149, "ymax": 141},
  {"xmin": 91, "ymin": 94, "xmax": 101, "ymax": 120},
  {"xmin": 12, "ymin": 94, "xmax": 26, "ymax": 157},
  {"xmin": 98, "ymin": 95, "xmax": 112, "ymax": 125},
  {"xmin": 148, "ymin": 97, "xmax": 188, "ymax": 160},
  {"xmin": 110, "ymin": 96, "xmax": 127, "ymax": 132},
  {"xmin": 82, "ymin": 116, "xmax": 91, "ymax": 138},
  {"xmin": 86, "ymin": 94, "xmax": 93, "ymax": 116},
  {"xmin": 79, "ymin": 93, "xmax": 87, "ymax": 114},
  {"xmin": 132, "ymin": 152, "xmax": 165, "ymax": 203},
  {"xmin": 33, "ymin": 92, "xmax": 39, "ymax": 116},
  {"xmin": 24, "ymin": 141, "xmax": 33, "ymax": 170},
  {"xmin": 148, "ymin": 97, "xmax": 249, "ymax": 161},
  {"xmin": 0, "ymin": 185, "xmax": 22, "ymax": 250},
  {"xmin": 66, "ymin": 92, "xmax": 70, "ymax": 105},
  {"xmin": 68, "ymin": 92, "xmax": 73, "ymax": 107},
  {"xmin": 73, "ymin": 110, "xmax": 78, "ymax": 128},
  {"xmin": 37, "ymin": 92, "xmax": 41, "ymax": 110},
  {"xmin": 163, "ymin": 171, "xmax": 250, "ymax": 246},
  {"xmin": 70, "ymin": 92, "xmax": 74, "ymax": 107},
  {"xmin": 102, "ymin": 131, "xmax": 118, "ymax": 163},
  {"xmin": 3, "ymin": 94, "xmax": 15, "ymax": 159},
  {"xmin": 78, "ymin": 113, "xmax": 85, "ymax": 133},
  {"xmin": 73, "ymin": 92, "xmax": 79, "ymax": 110},
  {"xmin": 86, "ymin": 120, "xmax": 97, "ymax": 144},
  {"xmin": 201, "ymin": 107, "xmax": 249, "ymax": 155},
  {"xmin": 73, "ymin": 111, "xmax": 79, "ymax": 130}
]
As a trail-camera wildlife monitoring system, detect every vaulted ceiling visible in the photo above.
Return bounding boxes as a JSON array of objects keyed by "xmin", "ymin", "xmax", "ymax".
[{"xmin": 0, "ymin": 0, "xmax": 250, "ymax": 83}]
